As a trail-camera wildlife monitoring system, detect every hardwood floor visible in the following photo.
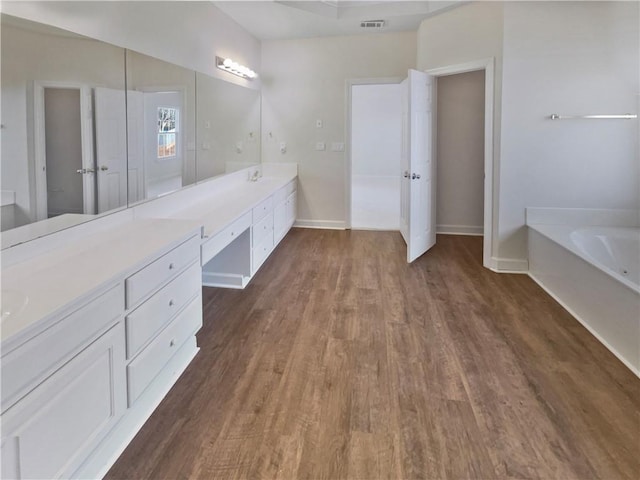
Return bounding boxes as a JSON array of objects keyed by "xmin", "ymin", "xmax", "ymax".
[{"xmin": 106, "ymin": 229, "xmax": 640, "ymax": 480}]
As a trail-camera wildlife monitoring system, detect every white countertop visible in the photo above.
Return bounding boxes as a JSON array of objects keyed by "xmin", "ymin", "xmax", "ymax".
[
  {"xmin": 158, "ymin": 175, "xmax": 296, "ymax": 237},
  {"xmin": 1, "ymin": 218, "xmax": 202, "ymax": 350}
]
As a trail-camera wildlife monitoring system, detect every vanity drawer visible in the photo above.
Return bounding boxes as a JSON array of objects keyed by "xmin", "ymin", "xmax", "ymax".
[
  {"xmin": 252, "ymin": 211, "xmax": 274, "ymax": 246},
  {"xmin": 127, "ymin": 298, "xmax": 202, "ymax": 405},
  {"xmin": 201, "ymin": 211, "xmax": 251, "ymax": 265},
  {"xmin": 125, "ymin": 262, "xmax": 201, "ymax": 359},
  {"xmin": 1, "ymin": 283, "xmax": 123, "ymax": 412},
  {"xmin": 252, "ymin": 232, "xmax": 274, "ymax": 273},
  {"xmin": 252, "ymin": 196, "xmax": 273, "ymax": 223},
  {"xmin": 125, "ymin": 234, "xmax": 200, "ymax": 308}
]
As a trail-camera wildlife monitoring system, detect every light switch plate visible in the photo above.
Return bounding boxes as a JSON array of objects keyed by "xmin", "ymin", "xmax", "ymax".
[
  {"xmin": 316, "ymin": 119, "xmax": 323, "ymax": 128},
  {"xmin": 331, "ymin": 142, "xmax": 345, "ymax": 152}
]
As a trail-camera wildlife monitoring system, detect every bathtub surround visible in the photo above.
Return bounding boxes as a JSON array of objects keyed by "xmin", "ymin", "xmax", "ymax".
[{"xmin": 527, "ymin": 207, "xmax": 640, "ymax": 375}]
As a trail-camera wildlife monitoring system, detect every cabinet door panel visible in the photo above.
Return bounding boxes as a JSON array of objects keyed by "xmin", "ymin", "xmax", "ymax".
[
  {"xmin": 1, "ymin": 283, "xmax": 123, "ymax": 412},
  {"xmin": 1, "ymin": 323, "xmax": 126, "ymax": 480}
]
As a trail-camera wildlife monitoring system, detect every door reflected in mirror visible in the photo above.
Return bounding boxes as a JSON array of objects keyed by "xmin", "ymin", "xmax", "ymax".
[
  {"xmin": 195, "ymin": 72, "xmax": 261, "ymax": 182},
  {"xmin": 125, "ymin": 50, "xmax": 196, "ymax": 205},
  {"xmin": 1, "ymin": 14, "xmax": 127, "ymax": 239}
]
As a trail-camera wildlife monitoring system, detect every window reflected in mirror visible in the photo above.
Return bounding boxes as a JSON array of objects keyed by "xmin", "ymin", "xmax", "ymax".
[{"xmin": 125, "ymin": 50, "xmax": 196, "ymax": 205}]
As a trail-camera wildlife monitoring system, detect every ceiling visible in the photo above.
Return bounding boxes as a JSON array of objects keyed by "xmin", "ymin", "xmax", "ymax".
[{"xmin": 213, "ymin": 1, "xmax": 467, "ymax": 41}]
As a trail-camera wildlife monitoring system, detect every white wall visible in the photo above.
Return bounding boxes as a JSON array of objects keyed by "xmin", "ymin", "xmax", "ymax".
[
  {"xmin": 436, "ymin": 71, "xmax": 485, "ymax": 235},
  {"xmin": 261, "ymin": 32, "xmax": 416, "ymax": 228},
  {"xmin": 417, "ymin": 1, "xmax": 504, "ymax": 257},
  {"xmin": 417, "ymin": 1, "xmax": 639, "ymax": 266},
  {"xmin": 351, "ymin": 83, "xmax": 402, "ymax": 230},
  {"xmin": 499, "ymin": 1, "xmax": 639, "ymax": 260},
  {"xmin": 0, "ymin": 1, "xmax": 261, "ymax": 89}
]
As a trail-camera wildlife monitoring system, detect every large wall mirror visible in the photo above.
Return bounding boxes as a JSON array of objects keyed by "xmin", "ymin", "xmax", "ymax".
[
  {"xmin": 1, "ymin": 13, "xmax": 262, "ymax": 250},
  {"xmin": 196, "ymin": 72, "xmax": 260, "ymax": 181},
  {"xmin": 125, "ymin": 51, "xmax": 196, "ymax": 205},
  {"xmin": 1, "ymin": 14, "xmax": 127, "ymax": 241}
]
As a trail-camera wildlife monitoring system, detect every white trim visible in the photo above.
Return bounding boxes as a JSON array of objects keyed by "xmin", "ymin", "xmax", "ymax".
[
  {"xmin": 426, "ymin": 58, "xmax": 495, "ymax": 271},
  {"xmin": 528, "ymin": 272, "xmax": 639, "ymax": 378},
  {"xmin": 293, "ymin": 219, "xmax": 346, "ymax": 230},
  {"xmin": 526, "ymin": 207, "xmax": 639, "ymax": 227},
  {"xmin": 351, "ymin": 226, "xmax": 399, "ymax": 232},
  {"xmin": 345, "ymin": 77, "xmax": 404, "ymax": 230},
  {"xmin": 201, "ymin": 271, "xmax": 248, "ymax": 289},
  {"xmin": 488, "ymin": 256, "xmax": 529, "ymax": 273},
  {"xmin": 436, "ymin": 224, "xmax": 483, "ymax": 236}
]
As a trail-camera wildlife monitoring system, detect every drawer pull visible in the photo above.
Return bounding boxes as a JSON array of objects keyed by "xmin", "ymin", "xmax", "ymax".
[
  {"xmin": 170, "ymin": 339, "xmax": 176, "ymax": 347},
  {"xmin": 169, "ymin": 263, "xmax": 175, "ymax": 270},
  {"xmin": 231, "ymin": 231, "xmax": 234, "ymax": 236},
  {"xmin": 169, "ymin": 299, "xmax": 175, "ymax": 307}
]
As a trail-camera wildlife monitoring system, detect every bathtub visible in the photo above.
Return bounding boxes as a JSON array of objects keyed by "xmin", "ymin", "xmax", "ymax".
[{"xmin": 528, "ymin": 224, "xmax": 640, "ymax": 376}]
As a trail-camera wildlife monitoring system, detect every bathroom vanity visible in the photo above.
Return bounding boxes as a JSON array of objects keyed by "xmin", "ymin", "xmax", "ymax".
[{"xmin": 0, "ymin": 164, "xmax": 297, "ymax": 479}]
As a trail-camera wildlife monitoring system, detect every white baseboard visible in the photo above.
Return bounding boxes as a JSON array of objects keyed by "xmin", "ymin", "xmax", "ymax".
[
  {"xmin": 293, "ymin": 219, "xmax": 346, "ymax": 230},
  {"xmin": 488, "ymin": 256, "xmax": 529, "ymax": 273},
  {"xmin": 202, "ymin": 271, "xmax": 248, "ymax": 289},
  {"xmin": 437, "ymin": 224, "xmax": 483, "ymax": 236}
]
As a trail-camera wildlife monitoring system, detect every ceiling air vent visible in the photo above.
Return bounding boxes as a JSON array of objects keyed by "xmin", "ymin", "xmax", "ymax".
[{"xmin": 360, "ymin": 19, "xmax": 386, "ymax": 29}]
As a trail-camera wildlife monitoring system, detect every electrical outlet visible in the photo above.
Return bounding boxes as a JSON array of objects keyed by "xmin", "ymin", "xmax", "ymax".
[
  {"xmin": 280, "ymin": 142, "xmax": 287, "ymax": 154},
  {"xmin": 316, "ymin": 142, "xmax": 326, "ymax": 151}
]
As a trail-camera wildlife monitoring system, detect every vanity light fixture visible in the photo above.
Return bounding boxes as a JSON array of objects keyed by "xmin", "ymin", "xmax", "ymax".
[{"xmin": 216, "ymin": 56, "xmax": 258, "ymax": 80}]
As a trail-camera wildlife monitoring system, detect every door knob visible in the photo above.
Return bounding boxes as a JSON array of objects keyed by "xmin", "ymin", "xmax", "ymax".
[
  {"xmin": 76, "ymin": 168, "xmax": 95, "ymax": 174},
  {"xmin": 100, "ymin": 165, "xmax": 109, "ymax": 171},
  {"xmin": 403, "ymin": 171, "xmax": 409, "ymax": 178},
  {"xmin": 412, "ymin": 173, "xmax": 421, "ymax": 180}
]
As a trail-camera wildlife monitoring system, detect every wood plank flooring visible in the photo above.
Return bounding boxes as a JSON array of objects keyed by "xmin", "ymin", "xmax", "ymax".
[{"xmin": 106, "ymin": 230, "xmax": 640, "ymax": 480}]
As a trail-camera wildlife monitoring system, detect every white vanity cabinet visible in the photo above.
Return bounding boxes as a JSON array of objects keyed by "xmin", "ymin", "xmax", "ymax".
[
  {"xmin": 252, "ymin": 179, "xmax": 297, "ymax": 274},
  {"xmin": 273, "ymin": 179, "xmax": 297, "ymax": 245},
  {"xmin": 1, "ymin": 220, "xmax": 203, "ymax": 480},
  {"xmin": 1, "ymin": 306, "xmax": 126, "ymax": 480},
  {"xmin": 199, "ymin": 175, "xmax": 297, "ymax": 289}
]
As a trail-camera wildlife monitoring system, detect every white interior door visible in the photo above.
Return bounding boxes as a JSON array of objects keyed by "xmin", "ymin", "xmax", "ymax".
[
  {"xmin": 94, "ymin": 87, "xmax": 127, "ymax": 213},
  {"xmin": 400, "ymin": 78, "xmax": 409, "ymax": 243},
  {"xmin": 401, "ymin": 69, "xmax": 436, "ymax": 263}
]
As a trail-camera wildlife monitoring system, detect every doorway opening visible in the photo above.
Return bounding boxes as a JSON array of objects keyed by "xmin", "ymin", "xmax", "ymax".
[
  {"xmin": 349, "ymin": 82, "xmax": 403, "ymax": 230},
  {"xmin": 435, "ymin": 70, "xmax": 485, "ymax": 239},
  {"xmin": 34, "ymin": 83, "xmax": 96, "ymax": 221},
  {"xmin": 427, "ymin": 59, "xmax": 495, "ymax": 269},
  {"xmin": 44, "ymin": 88, "xmax": 84, "ymax": 218}
]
